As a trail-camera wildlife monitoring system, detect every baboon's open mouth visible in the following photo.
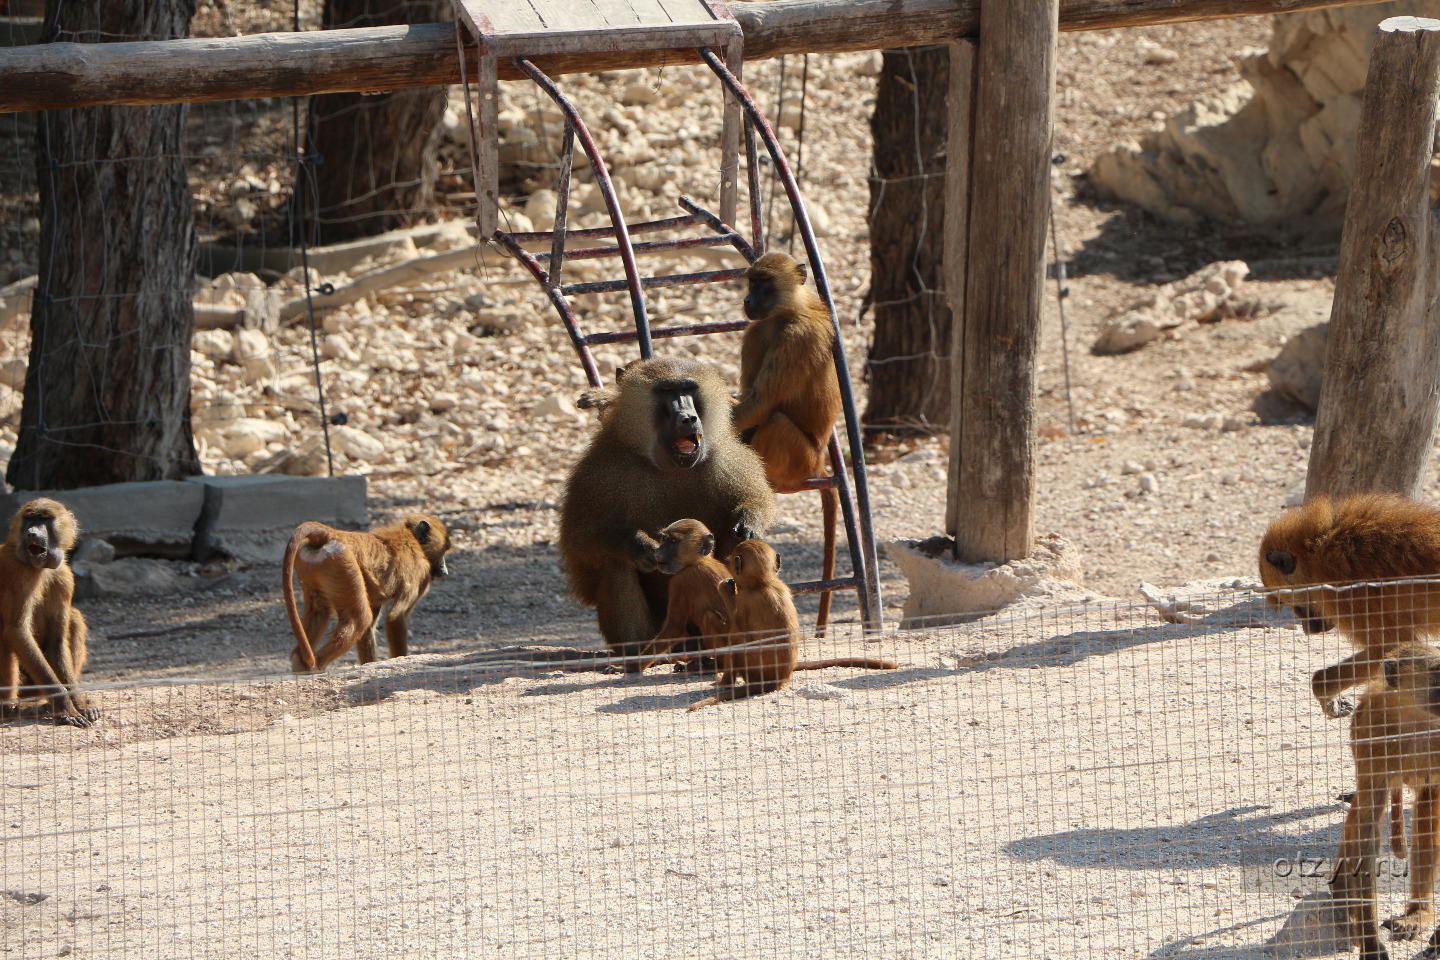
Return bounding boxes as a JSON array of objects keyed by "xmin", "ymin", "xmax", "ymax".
[
  {"xmin": 26, "ymin": 543, "xmax": 45, "ymax": 558},
  {"xmin": 673, "ymin": 434, "xmax": 700, "ymax": 456}
]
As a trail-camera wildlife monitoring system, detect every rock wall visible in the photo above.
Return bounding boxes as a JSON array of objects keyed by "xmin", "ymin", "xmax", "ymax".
[{"xmin": 1089, "ymin": 4, "xmax": 1440, "ymax": 234}]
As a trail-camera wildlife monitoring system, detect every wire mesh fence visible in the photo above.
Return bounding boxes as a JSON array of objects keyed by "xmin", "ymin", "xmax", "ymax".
[{"xmin": 3, "ymin": 582, "xmax": 1427, "ymax": 958}]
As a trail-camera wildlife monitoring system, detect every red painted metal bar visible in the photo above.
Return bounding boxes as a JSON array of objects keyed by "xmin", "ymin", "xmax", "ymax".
[
  {"xmin": 583, "ymin": 319, "xmax": 748, "ymax": 346},
  {"xmin": 699, "ymin": 45, "xmax": 883, "ymax": 631},
  {"xmin": 514, "ymin": 57, "xmax": 654, "ymax": 358},
  {"xmin": 493, "ymin": 229, "xmax": 604, "ymax": 388}
]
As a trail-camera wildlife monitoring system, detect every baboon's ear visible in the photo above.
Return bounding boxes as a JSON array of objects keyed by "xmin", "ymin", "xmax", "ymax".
[
  {"xmin": 414, "ymin": 519, "xmax": 432, "ymax": 545},
  {"xmin": 773, "ymin": 552, "xmax": 783, "ymax": 574},
  {"xmin": 614, "ymin": 362, "xmax": 630, "ymax": 383},
  {"xmin": 1266, "ymin": 549, "xmax": 1296, "ymax": 576},
  {"xmin": 700, "ymin": 534, "xmax": 715, "ymax": 557},
  {"xmin": 1385, "ymin": 658, "xmax": 1401, "ymax": 689},
  {"xmin": 720, "ymin": 578, "xmax": 736, "ymax": 599},
  {"xmin": 732, "ymin": 552, "xmax": 744, "ymax": 574},
  {"xmin": 796, "ymin": 261, "xmax": 809, "ymax": 283}
]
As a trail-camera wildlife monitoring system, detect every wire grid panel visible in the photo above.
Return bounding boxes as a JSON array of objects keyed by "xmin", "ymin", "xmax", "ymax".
[{"xmin": 0, "ymin": 583, "xmax": 1400, "ymax": 958}]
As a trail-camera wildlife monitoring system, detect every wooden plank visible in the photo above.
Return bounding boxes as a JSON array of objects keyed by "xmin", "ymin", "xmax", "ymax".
[
  {"xmin": 943, "ymin": 40, "xmax": 977, "ymax": 538},
  {"xmin": 1306, "ymin": 17, "xmax": 1440, "ymax": 501},
  {"xmin": 0, "ymin": 0, "xmax": 1390, "ymax": 113},
  {"xmin": 950, "ymin": 0, "xmax": 1058, "ymax": 563}
]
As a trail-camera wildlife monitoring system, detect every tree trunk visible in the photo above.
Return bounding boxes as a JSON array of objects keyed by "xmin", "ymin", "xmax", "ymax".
[
  {"xmin": 8, "ymin": 0, "xmax": 200, "ymax": 491},
  {"xmin": 863, "ymin": 45, "xmax": 952, "ymax": 438},
  {"xmin": 304, "ymin": 0, "xmax": 450, "ymax": 242}
]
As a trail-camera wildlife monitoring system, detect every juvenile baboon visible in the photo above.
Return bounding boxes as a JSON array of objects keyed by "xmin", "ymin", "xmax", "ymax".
[
  {"xmin": 733, "ymin": 252, "xmax": 842, "ymax": 636},
  {"xmin": 690, "ymin": 539, "xmax": 898, "ymax": 710},
  {"xmin": 1330, "ymin": 644, "xmax": 1440, "ymax": 959},
  {"xmin": 0, "ymin": 498, "xmax": 95, "ymax": 727},
  {"xmin": 559, "ymin": 356, "xmax": 777, "ymax": 666},
  {"xmin": 284, "ymin": 515, "xmax": 452, "ymax": 673},
  {"xmin": 633, "ymin": 519, "xmax": 732, "ymax": 672},
  {"xmin": 1260, "ymin": 494, "xmax": 1440, "ymax": 719}
]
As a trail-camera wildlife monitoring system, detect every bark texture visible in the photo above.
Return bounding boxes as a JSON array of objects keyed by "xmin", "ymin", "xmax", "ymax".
[
  {"xmin": 9, "ymin": 0, "xmax": 200, "ymax": 491},
  {"xmin": 304, "ymin": 0, "xmax": 450, "ymax": 241},
  {"xmin": 864, "ymin": 45, "xmax": 952, "ymax": 436}
]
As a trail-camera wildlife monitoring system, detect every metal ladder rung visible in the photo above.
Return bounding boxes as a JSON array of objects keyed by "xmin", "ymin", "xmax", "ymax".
[
  {"xmin": 583, "ymin": 319, "xmax": 747, "ymax": 346},
  {"xmin": 534, "ymin": 234, "xmax": 745, "ymax": 263},
  {"xmin": 505, "ymin": 214, "xmax": 697, "ymax": 244},
  {"xmin": 790, "ymin": 576, "xmax": 862, "ymax": 596},
  {"xmin": 561, "ymin": 268, "xmax": 747, "ymax": 296}
]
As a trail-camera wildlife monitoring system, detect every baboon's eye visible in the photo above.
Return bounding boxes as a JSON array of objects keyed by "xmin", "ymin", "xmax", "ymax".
[{"xmin": 1265, "ymin": 549, "xmax": 1296, "ymax": 575}]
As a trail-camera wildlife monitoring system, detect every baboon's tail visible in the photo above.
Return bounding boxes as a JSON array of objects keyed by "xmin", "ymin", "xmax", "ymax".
[
  {"xmin": 283, "ymin": 522, "xmax": 331, "ymax": 670},
  {"xmin": 795, "ymin": 658, "xmax": 899, "ymax": 671},
  {"xmin": 816, "ymin": 486, "xmax": 837, "ymax": 637}
]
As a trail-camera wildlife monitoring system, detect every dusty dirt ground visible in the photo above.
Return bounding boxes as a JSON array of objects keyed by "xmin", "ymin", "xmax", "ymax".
[
  {"xmin": 1, "ymin": 8, "xmax": 1432, "ymax": 960},
  {"xmin": 0, "ymin": 597, "xmax": 1393, "ymax": 959}
]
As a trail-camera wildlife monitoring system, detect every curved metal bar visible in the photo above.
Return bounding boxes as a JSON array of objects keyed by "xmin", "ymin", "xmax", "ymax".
[
  {"xmin": 698, "ymin": 45, "xmax": 883, "ymax": 631},
  {"xmin": 515, "ymin": 57, "xmax": 653, "ymax": 357},
  {"xmin": 493, "ymin": 230, "xmax": 603, "ymax": 388}
]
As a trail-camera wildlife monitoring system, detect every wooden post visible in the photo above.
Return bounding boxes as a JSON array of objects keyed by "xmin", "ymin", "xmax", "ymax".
[
  {"xmin": 943, "ymin": 40, "xmax": 976, "ymax": 538},
  {"xmin": 1306, "ymin": 17, "xmax": 1440, "ymax": 502},
  {"xmin": 945, "ymin": 0, "xmax": 1059, "ymax": 563}
]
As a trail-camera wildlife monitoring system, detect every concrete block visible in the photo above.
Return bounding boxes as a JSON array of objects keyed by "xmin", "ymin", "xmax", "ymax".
[
  {"xmin": 0, "ymin": 481, "xmax": 205, "ymax": 558},
  {"xmin": 885, "ymin": 533, "xmax": 1090, "ymax": 630},
  {"xmin": 1, "ymin": 475, "xmax": 367, "ymax": 564},
  {"xmin": 187, "ymin": 474, "xmax": 368, "ymax": 562}
]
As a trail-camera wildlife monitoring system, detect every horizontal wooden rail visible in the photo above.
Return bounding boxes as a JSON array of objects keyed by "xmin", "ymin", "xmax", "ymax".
[{"xmin": 0, "ymin": 0, "xmax": 1382, "ymax": 113}]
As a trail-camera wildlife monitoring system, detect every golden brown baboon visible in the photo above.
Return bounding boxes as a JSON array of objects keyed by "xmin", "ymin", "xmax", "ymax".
[
  {"xmin": 284, "ymin": 515, "xmax": 452, "ymax": 673},
  {"xmin": 633, "ymin": 519, "xmax": 732, "ymax": 671},
  {"xmin": 1330, "ymin": 644, "xmax": 1440, "ymax": 959},
  {"xmin": 733, "ymin": 252, "xmax": 842, "ymax": 636},
  {"xmin": 559, "ymin": 357, "xmax": 777, "ymax": 668},
  {"xmin": 1260, "ymin": 494, "xmax": 1440, "ymax": 719},
  {"xmin": 0, "ymin": 498, "xmax": 96, "ymax": 727},
  {"xmin": 690, "ymin": 539, "xmax": 898, "ymax": 710}
]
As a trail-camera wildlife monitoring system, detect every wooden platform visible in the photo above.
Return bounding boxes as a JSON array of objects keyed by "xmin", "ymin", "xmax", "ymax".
[{"xmin": 457, "ymin": 0, "xmax": 739, "ymax": 58}]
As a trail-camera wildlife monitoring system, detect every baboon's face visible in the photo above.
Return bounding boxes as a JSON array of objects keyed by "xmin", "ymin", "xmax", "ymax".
[
  {"xmin": 649, "ymin": 378, "xmax": 708, "ymax": 471},
  {"xmin": 17, "ymin": 511, "xmax": 66, "ymax": 570},
  {"xmin": 1259, "ymin": 546, "xmax": 1334, "ymax": 634},
  {"xmin": 409, "ymin": 515, "xmax": 452, "ymax": 578},
  {"xmin": 1385, "ymin": 650, "xmax": 1440, "ymax": 718},
  {"xmin": 654, "ymin": 520, "xmax": 715, "ymax": 576}
]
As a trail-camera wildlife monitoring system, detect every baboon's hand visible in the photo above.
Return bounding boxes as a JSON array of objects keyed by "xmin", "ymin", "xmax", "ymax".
[
  {"xmin": 54, "ymin": 709, "xmax": 92, "ymax": 729},
  {"xmin": 1382, "ymin": 909, "xmax": 1431, "ymax": 941},
  {"xmin": 732, "ymin": 521, "xmax": 761, "ymax": 544},
  {"xmin": 1322, "ymin": 696, "xmax": 1357, "ymax": 719}
]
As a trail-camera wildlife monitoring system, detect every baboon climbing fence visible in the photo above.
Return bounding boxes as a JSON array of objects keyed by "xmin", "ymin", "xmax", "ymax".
[{"xmin": 2, "ymin": 583, "xmax": 1420, "ymax": 958}]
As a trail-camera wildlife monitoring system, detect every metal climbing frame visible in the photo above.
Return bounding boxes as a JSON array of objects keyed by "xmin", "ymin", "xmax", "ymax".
[{"xmin": 454, "ymin": 0, "xmax": 882, "ymax": 632}]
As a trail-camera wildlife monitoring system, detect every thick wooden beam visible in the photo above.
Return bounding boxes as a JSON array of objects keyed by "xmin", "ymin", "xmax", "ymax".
[
  {"xmin": 0, "ymin": 0, "xmax": 1388, "ymax": 113},
  {"xmin": 948, "ymin": 0, "xmax": 1058, "ymax": 563},
  {"xmin": 1306, "ymin": 17, "xmax": 1440, "ymax": 501}
]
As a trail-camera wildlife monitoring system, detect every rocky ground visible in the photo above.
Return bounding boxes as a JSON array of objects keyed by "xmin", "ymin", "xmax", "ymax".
[{"xmin": 1, "ymin": 10, "xmax": 1429, "ymax": 677}]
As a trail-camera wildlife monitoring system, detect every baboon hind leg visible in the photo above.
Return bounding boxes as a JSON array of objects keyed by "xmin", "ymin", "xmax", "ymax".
[
  {"xmin": 1388, "ymin": 785, "xmax": 1440, "ymax": 940},
  {"xmin": 595, "ymin": 566, "xmax": 661, "ymax": 670},
  {"xmin": 309, "ymin": 566, "xmax": 375, "ymax": 671}
]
